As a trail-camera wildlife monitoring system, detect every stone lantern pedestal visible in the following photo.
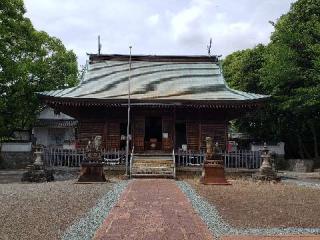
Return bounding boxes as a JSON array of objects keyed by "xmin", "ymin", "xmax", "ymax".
[
  {"xmin": 200, "ymin": 137, "xmax": 230, "ymax": 185},
  {"xmin": 78, "ymin": 162, "xmax": 106, "ymax": 182},
  {"xmin": 21, "ymin": 147, "xmax": 54, "ymax": 182}
]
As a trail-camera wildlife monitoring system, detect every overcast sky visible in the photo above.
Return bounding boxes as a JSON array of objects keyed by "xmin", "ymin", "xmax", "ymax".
[{"xmin": 24, "ymin": 0, "xmax": 296, "ymax": 66}]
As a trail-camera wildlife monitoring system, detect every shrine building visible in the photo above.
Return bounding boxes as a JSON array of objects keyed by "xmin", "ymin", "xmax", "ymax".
[{"xmin": 38, "ymin": 54, "xmax": 268, "ymax": 153}]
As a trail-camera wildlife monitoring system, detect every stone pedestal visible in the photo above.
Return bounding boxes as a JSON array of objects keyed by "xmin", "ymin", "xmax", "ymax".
[
  {"xmin": 200, "ymin": 159, "xmax": 230, "ymax": 185},
  {"xmin": 78, "ymin": 162, "xmax": 106, "ymax": 182},
  {"xmin": 21, "ymin": 164, "xmax": 54, "ymax": 182},
  {"xmin": 200, "ymin": 137, "xmax": 230, "ymax": 185},
  {"xmin": 21, "ymin": 149, "xmax": 54, "ymax": 182}
]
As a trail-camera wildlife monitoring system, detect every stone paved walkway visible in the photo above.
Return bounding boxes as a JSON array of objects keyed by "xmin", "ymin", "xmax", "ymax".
[
  {"xmin": 94, "ymin": 179, "xmax": 214, "ymax": 240},
  {"xmin": 93, "ymin": 179, "xmax": 320, "ymax": 240},
  {"xmin": 222, "ymin": 236, "xmax": 320, "ymax": 240}
]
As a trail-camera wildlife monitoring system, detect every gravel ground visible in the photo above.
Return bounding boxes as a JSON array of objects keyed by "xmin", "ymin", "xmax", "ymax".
[
  {"xmin": 177, "ymin": 180, "xmax": 320, "ymax": 239},
  {"xmin": 187, "ymin": 179, "xmax": 320, "ymax": 228},
  {"xmin": 62, "ymin": 180, "xmax": 129, "ymax": 240},
  {"xmin": 0, "ymin": 179, "xmax": 115, "ymax": 240}
]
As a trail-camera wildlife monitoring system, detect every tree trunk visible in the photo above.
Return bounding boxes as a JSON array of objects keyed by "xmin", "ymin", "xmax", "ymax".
[
  {"xmin": 297, "ymin": 134, "xmax": 305, "ymax": 159},
  {"xmin": 309, "ymin": 121, "xmax": 319, "ymax": 159},
  {"xmin": 302, "ymin": 142, "xmax": 312, "ymax": 159}
]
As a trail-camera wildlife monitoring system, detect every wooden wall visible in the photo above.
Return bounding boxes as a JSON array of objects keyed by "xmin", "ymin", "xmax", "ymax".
[
  {"xmin": 162, "ymin": 116, "xmax": 174, "ymax": 151},
  {"xmin": 133, "ymin": 116, "xmax": 145, "ymax": 152},
  {"xmin": 200, "ymin": 122, "xmax": 227, "ymax": 150},
  {"xmin": 186, "ymin": 120, "xmax": 199, "ymax": 150},
  {"xmin": 75, "ymin": 108, "xmax": 228, "ymax": 151},
  {"xmin": 106, "ymin": 121, "xmax": 120, "ymax": 150},
  {"xmin": 77, "ymin": 120, "xmax": 106, "ymax": 148}
]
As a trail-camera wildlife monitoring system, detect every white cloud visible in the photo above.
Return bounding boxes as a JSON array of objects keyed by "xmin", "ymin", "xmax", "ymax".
[
  {"xmin": 23, "ymin": 0, "xmax": 296, "ymax": 65},
  {"xmin": 147, "ymin": 14, "xmax": 160, "ymax": 26},
  {"xmin": 170, "ymin": 0, "xmax": 212, "ymax": 44}
]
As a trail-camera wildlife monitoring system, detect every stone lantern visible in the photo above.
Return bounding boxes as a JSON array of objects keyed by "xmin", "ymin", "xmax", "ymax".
[
  {"xmin": 21, "ymin": 146, "xmax": 54, "ymax": 182},
  {"xmin": 200, "ymin": 137, "xmax": 230, "ymax": 185},
  {"xmin": 253, "ymin": 143, "xmax": 280, "ymax": 181}
]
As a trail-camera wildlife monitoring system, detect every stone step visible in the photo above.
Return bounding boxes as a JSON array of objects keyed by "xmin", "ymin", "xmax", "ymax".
[
  {"xmin": 131, "ymin": 154, "xmax": 175, "ymax": 178},
  {"xmin": 131, "ymin": 173, "xmax": 174, "ymax": 178},
  {"xmin": 134, "ymin": 158, "xmax": 173, "ymax": 162},
  {"xmin": 132, "ymin": 166, "xmax": 173, "ymax": 173},
  {"xmin": 132, "ymin": 171, "xmax": 174, "ymax": 175},
  {"xmin": 133, "ymin": 163, "xmax": 173, "ymax": 167},
  {"xmin": 134, "ymin": 159, "xmax": 173, "ymax": 163},
  {"xmin": 132, "ymin": 165, "xmax": 173, "ymax": 169},
  {"xmin": 132, "ymin": 167, "xmax": 173, "ymax": 172}
]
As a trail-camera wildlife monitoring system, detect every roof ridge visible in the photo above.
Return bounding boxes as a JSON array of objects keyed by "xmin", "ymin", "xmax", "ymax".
[{"xmin": 88, "ymin": 54, "xmax": 219, "ymax": 63}]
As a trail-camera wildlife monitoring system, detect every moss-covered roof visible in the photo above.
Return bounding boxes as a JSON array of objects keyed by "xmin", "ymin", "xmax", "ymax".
[{"xmin": 39, "ymin": 54, "xmax": 268, "ymax": 103}]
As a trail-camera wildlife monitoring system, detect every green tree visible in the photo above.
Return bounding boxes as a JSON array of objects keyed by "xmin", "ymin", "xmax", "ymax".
[
  {"xmin": 222, "ymin": 45, "xmax": 279, "ymax": 142},
  {"xmin": 262, "ymin": 0, "xmax": 320, "ymax": 159},
  {"xmin": 0, "ymin": 0, "xmax": 78, "ymax": 137},
  {"xmin": 223, "ymin": 0, "xmax": 320, "ymax": 160},
  {"xmin": 223, "ymin": 44, "xmax": 266, "ymax": 94}
]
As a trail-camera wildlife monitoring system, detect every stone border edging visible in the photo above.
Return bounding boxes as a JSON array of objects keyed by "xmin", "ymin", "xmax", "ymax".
[
  {"xmin": 176, "ymin": 181, "xmax": 320, "ymax": 239},
  {"xmin": 61, "ymin": 180, "xmax": 130, "ymax": 240},
  {"xmin": 283, "ymin": 179, "xmax": 320, "ymax": 189}
]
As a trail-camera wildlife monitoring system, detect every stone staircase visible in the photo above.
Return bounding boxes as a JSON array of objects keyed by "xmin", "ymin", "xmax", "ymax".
[{"xmin": 131, "ymin": 154, "xmax": 175, "ymax": 178}]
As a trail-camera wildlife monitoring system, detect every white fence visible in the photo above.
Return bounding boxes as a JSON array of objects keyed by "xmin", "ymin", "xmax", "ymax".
[
  {"xmin": 43, "ymin": 148, "xmax": 126, "ymax": 167},
  {"xmin": 175, "ymin": 150, "xmax": 262, "ymax": 169},
  {"xmin": 42, "ymin": 148, "xmax": 262, "ymax": 170}
]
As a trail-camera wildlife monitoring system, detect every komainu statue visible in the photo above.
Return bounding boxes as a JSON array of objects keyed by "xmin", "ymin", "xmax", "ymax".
[
  {"xmin": 200, "ymin": 137, "xmax": 230, "ymax": 185},
  {"xmin": 85, "ymin": 136, "xmax": 102, "ymax": 162},
  {"xmin": 77, "ymin": 135, "xmax": 107, "ymax": 183}
]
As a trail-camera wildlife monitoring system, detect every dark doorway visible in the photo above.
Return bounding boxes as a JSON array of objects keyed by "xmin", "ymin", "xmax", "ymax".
[
  {"xmin": 120, "ymin": 122, "xmax": 131, "ymax": 150},
  {"xmin": 145, "ymin": 117, "xmax": 162, "ymax": 150},
  {"xmin": 175, "ymin": 122, "xmax": 187, "ymax": 149}
]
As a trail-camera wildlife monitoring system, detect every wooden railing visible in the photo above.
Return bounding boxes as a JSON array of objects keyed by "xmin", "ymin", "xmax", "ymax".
[
  {"xmin": 43, "ymin": 148, "xmax": 126, "ymax": 167},
  {"xmin": 175, "ymin": 149, "xmax": 262, "ymax": 170}
]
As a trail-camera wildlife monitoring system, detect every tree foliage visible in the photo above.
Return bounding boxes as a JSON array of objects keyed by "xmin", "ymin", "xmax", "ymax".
[
  {"xmin": 223, "ymin": 0, "xmax": 320, "ymax": 159},
  {"xmin": 0, "ymin": 0, "xmax": 78, "ymax": 136}
]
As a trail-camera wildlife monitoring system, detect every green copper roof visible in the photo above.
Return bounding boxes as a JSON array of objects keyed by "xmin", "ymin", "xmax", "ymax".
[{"xmin": 39, "ymin": 54, "xmax": 268, "ymax": 102}]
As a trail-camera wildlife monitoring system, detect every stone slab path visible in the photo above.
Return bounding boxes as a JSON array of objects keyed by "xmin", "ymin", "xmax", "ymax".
[
  {"xmin": 94, "ymin": 179, "xmax": 214, "ymax": 240},
  {"xmin": 93, "ymin": 179, "xmax": 320, "ymax": 240},
  {"xmin": 222, "ymin": 236, "xmax": 320, "ymax": 240}
]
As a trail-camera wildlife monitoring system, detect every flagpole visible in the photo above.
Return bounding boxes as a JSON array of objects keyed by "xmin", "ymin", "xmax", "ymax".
[{"xmin": 125, "ymin": 46, "xmax": 132, "ymax": 177}]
